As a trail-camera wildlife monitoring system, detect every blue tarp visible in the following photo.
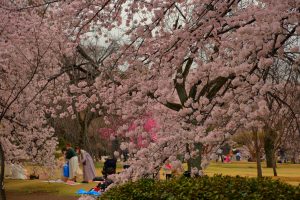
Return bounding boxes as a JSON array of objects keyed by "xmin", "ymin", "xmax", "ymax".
[{"xmin": 76, "ymin": 189, "xmax": 101, "ymax": 196}]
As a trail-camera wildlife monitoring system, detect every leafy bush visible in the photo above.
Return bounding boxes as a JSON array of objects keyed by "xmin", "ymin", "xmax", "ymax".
[{"xmin": 100, "ymin": 175, "xmax": 300, "ymax": 200}]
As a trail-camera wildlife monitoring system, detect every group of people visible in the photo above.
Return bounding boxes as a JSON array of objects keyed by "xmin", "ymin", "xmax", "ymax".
[
  {"xmin": 62, "ymin": 144, "xmax": 96, "ymax": 183},
  {"xmin": 216, "ymin": 148, "xmax": 241, "ymax": 163}
]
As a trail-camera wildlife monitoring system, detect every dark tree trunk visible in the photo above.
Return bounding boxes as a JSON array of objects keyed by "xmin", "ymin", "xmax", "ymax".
[
  {"xmin": 272, "ymin": 153, "xmax": 277, "ymax": 176},
  {"xmin": 76, "ymin": 110, "xmax": 97, "ymax": 158},
  {"xmin": 253, "ymin": 130, "xmax": 262, "ymax": 178},
  {"xmin": 0, "ymin": 144, "xmax": 6, "ymax": 200},
  {"xmin": 263, "ymin": 129, "xmax": 276, "ymax": 168},
  {"xmin": 264, "ymin": 136, "xmax": 274, "ymax": 168},
  {"xmin": 263, "ymin": 128, "xmax": 278, "ymax": 176},
  {"xmin": 77, "ymin": 112, "xmax": 86, "ymax": 148},
  {"xmin": 186, "ymin": 143, "xmax": 202, "ymax": 173}
]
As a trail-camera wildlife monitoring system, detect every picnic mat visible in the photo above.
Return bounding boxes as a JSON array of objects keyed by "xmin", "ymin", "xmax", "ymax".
[
  {"xmin": 76, "ymin": 189, "xmax": 101, "ymax": 196},
  {"xmin": 42, "ymin": 179, "xmax": 81, "ymax": 185}
]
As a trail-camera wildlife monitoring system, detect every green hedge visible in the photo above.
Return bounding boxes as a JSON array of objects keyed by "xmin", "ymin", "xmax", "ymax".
[{"xmin": 100, "ymin": 175, "xmax": 300, "ymax": 200}]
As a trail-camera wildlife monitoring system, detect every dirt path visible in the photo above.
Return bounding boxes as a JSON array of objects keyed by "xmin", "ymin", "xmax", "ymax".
[{"xmin": 6, "ymin": 192, "xmax": 78, "ymax": 200}]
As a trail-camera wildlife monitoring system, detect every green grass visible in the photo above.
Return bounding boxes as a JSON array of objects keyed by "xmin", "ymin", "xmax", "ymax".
[
  {"xmin": 4, "ymin": 161, "xmax": 300, "ymax": 197},
  {"xmin": 4, "ymin": 161, "xmax": 123, "ymax": 197},
  {"xmin": 4, "ymin": 179, "xmax": 95, "ymax": 196},
  {"xmin": 204, "ymin": 161, "xmax": 300, "ymax": 186}
]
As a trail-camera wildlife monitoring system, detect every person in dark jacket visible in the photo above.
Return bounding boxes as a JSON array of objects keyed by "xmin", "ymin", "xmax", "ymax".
[
  {"xmin": 66, "ymin": 144, "xmax": 79, "ymax": 182},
  {"xmin": 102, "ymin": 157, "xmax": 117, "ymax": 178}
]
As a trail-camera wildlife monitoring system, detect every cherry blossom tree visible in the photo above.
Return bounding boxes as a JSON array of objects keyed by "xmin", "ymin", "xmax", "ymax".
[
  {"xmin": 1, "ymin": 1, "xmax": 300, "ymax": 194},
  {"xmin": 40, "ymin": 0, "xmax": 299, "ymax": 182},
  {"xmin": 0, "ymin": 1, "xmax": 76, "ymax": 198}
]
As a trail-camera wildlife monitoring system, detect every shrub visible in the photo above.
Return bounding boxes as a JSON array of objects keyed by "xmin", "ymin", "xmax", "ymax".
[{"xmin": 100, "ymin": 175, "xmax": 300, "ymax": 200}]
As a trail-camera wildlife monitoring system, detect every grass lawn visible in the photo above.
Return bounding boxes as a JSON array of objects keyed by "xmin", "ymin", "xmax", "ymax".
[
  {"xmin": 4, "ymin": 161, "xmax": 300, "ymax": 198},
  {"xmin": 204, "ymin": 161, "xmax": 300, "ymax": 186},
  {"xmin": 5, "ymin": 179, "xmax": 95, "ymax": 196}
]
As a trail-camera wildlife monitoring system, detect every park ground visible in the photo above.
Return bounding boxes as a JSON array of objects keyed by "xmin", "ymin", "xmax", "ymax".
[{"xmin": 5, "ymin": 161, "xmax": 300, "ymax": 200}]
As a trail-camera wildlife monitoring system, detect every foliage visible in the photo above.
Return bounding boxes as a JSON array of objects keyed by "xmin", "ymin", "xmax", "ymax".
[{"xmin": 101, "ymin": 175, "xmax": 300, "ymax": 200}]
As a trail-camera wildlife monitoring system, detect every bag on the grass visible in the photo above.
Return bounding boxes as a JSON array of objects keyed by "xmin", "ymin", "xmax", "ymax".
[{"xmin": 63, "ymin": 163, "xmax": 69, "ymax": 177}]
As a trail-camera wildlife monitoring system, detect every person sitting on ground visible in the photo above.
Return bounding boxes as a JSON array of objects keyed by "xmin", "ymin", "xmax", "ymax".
[
  {"xmin": 66, "ymin": 144, "xmax": 79, "ymax": 182},
  {"xmin": 76, "ymin": 147, "xmax": 96, "ymax": 183},
  {"xmin": 102, "ymin": 156, "xmax": 117, "ymax": 178}
]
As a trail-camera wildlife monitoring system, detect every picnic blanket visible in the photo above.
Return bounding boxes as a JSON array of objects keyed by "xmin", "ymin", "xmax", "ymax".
[
  {"xmin": 42, "ymin": 179, "xmax": 64, "ymax": 183},
  {"xmin": 76, "ymin": 189, "xmax": 101, "ymax": 196},
  {"xmin": 42, "ymin": 179, "xmax": 80, "ymax": 185}
]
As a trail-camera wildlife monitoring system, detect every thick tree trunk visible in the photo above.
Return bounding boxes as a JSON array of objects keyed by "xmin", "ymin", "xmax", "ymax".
[
  {"xmin": 253, "ymin": 130, "xmax": 262, "ymax": 178},
  {"xmin": 186, "ymin": 143, "xmax": 202, "ymax": 174},
  {"xmin": 264, "ymin": 136, "xmax": 274, "ymax": 168},
  {"xmin": 77, "ymin": 111, "xmax": 88, "ymax": 149},
  {"xmin": 76, "ymin": 112, "xmax": 84, "ymax": 147},
  {"xmin": 263, "ymin": 128, "xmax": 278, "ymax": 175},
  {"xmin": 77, "ymin": 110, "xmax": 96, "ymax": 157},
  {"xmin": 263, "ymin": 129, "xmax": 276, "ymax": 168},
  {"xmin": 0, "ymin": 144, "xmax": 6, "ymax": 200}
]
